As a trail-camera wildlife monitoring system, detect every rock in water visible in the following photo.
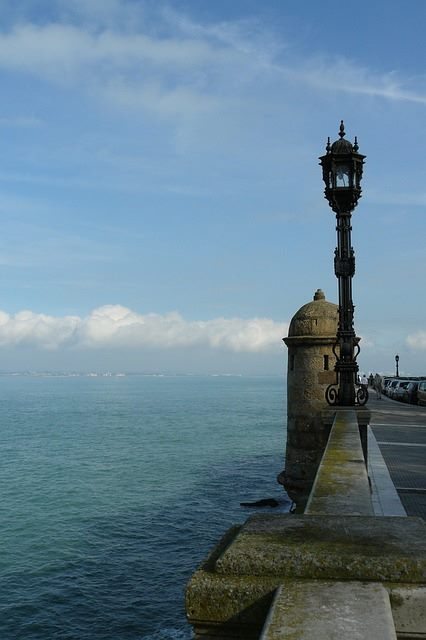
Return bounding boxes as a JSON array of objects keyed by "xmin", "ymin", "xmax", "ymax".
[{"xmin": 240, "ymin": 498, "xmax": 279, "ymax": 508}]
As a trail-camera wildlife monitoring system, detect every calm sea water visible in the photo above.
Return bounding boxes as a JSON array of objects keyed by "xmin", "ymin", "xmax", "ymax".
[{"xmin": 0, "ymin": 375, "xmax": 288, "ymax": 640}]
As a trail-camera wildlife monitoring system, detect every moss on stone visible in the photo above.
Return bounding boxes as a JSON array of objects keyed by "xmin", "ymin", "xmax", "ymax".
[{"xmin": 214, "ymin": 515, "xmax": 426, "ymax": 583}]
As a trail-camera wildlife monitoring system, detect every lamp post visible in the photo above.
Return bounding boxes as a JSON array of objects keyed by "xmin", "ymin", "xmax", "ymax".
[
  {"xmin": 395, "ymin": 354, "xmax": 400, "ymax": 377},
  {"xmin": 319, "ymin": 121, "xmax": 367, "ymax": 406}
]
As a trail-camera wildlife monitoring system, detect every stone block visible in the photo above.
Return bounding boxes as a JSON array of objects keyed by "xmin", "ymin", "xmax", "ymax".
[
  {"xmin": 260, "ymin": 581, "xmax": 397, "ymax": 640},
  {"xmin": 215, "ymin": 514, "xmax": 426, "ymax": 582},
  {"xmin": 388, "ymin": 585, "xmax": 426, "ymax": 637}
]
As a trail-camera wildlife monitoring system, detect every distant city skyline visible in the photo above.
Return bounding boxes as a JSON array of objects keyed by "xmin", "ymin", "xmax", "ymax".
[{"xmin": 0, "ymin": 0, "xmax": 425, "ymax": 375}]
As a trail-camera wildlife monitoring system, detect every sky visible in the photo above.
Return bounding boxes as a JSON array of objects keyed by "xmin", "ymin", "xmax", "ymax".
[{"xmin": 0, "ymin": 0, "xmax": 425, "ymax": 375}]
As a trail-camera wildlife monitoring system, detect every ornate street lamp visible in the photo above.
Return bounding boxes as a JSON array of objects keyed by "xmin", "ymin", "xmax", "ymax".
[
  {"xmin": 319, "ymin": 121, "xmax": 367, "ymax": 406},
  {"xmin": 395, "ymin": 354, "xmax": 400, "ymax": 377}
]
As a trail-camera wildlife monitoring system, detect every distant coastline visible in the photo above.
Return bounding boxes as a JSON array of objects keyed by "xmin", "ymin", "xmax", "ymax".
[{"xmin": 0, "ymin": 371, "xmax": 261, "ymax": 378}]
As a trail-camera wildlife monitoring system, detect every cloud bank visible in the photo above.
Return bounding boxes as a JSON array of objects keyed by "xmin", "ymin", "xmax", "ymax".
[{"xmin": 0, "ymin": 306, "xmax": 288, "ymax": 353}]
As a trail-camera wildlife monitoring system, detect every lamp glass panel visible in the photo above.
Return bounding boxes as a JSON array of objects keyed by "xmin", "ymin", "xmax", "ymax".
[{"xmin": 336, "ymin": 164, "xmax": 350, "ymax": 188}]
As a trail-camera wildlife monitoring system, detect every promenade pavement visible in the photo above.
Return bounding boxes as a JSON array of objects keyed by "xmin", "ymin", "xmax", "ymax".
[{"xmin": 367, "ymin": 388, "xmax": 426, "ymax": 519}]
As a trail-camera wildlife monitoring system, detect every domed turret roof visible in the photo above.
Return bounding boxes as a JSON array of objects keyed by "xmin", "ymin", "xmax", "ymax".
[
  {"xmin": 288, "ymin": 289, "xmax": 338, "ymax": 338},
  {"xmin": 330, "ymin": 137, "xmax": 353, "ymax": 154}
]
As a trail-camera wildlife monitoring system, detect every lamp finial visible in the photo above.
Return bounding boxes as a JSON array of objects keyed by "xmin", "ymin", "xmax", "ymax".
[{"xmin": 339, "ymin": 120, "xmax": 345, "ymax": 139}]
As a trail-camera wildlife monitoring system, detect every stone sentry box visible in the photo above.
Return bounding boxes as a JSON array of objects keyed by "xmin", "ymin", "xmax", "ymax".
[{"xmin": 278, "ymin": 289, "xmax": 339, "ymax": 508}]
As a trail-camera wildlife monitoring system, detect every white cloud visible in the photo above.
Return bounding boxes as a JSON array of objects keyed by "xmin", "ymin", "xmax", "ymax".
[
  {"xmin": 0, "ymin": 22, "xmax": 237, "ymax": 119},
  {"xmin": 407, "ymin": 331, "xmax": 426, "ymax": 350},
  {"xmin": 0, "ymin": 310, "xmax": 80, "ymax": 349},
  {"xmin": 164, "ymin": 11, "xmax": 426, "ymax": 105},
  {"xmin": 0, "ymin": 22, "xmax": 232, "ymax": 78},
  {"xmin": 0, "ymin": 9, "xmax": 424, "ymax": 126},
  {"xmin": 0, "ymin": 305, "xmax": 288, "ymax": 353},
  {"xmin": 284, "ymin": 55, "xmax": 426, "ymax": 105}
]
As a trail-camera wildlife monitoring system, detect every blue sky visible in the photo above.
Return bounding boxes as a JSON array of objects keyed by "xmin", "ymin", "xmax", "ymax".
[{"xmin": 0, "ymin": 0, "xmax": 425, "ymax": 374}]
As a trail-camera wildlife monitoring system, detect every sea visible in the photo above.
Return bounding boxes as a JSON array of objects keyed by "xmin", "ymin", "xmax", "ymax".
[{"xmin": 0, "ymin": 374, "xmax": 289, "ymax": 640}]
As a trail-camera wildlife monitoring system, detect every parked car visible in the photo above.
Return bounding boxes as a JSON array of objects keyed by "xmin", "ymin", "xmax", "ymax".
[
  {"xmin": 401, "ymin": 381, "xmax": 419, "ymax": 404},
  {"xmin": 418, "ymin": 380, "xmax": 426, "ymax": 406},
  {"xmin": 387, "ymin": 379, "xmax": 400, "ymax": 399},
  {"xmin": 383, "ymin": 378, "xmax": 393, "ymax": 396},
  {"xmin": 394, "ymin": 380, "xmax": 411, "ymax": 402}
]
